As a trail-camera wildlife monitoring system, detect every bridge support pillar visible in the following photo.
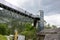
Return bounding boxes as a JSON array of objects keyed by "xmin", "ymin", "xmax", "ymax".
[{"xmin": 38, "ymin": 10, "xmax": 44, "ymax": 32}]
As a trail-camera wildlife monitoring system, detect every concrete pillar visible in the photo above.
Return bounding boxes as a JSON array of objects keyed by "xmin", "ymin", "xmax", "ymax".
[{"xmin": 38, "ymin": 10, "xmax": 44, "ymax": 32}]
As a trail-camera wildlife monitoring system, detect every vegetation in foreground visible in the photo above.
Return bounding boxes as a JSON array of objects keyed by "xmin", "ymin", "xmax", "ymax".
[{"xmin": 0, "ymin": 35, "xmax": 7, "ymax": 40}]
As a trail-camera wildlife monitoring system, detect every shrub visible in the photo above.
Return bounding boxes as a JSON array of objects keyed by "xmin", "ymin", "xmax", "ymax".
[{"xmin": 0, "ymin": 35, "xmax": 7, "ymax": 40}]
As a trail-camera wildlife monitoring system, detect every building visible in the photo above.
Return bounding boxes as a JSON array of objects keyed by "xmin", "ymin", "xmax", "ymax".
[{"xmin": 37, "ymin": 28, "xmax": 60, "ymax": 40}]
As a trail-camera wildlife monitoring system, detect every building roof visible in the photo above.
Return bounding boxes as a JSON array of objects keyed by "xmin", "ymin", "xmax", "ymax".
[{"xmin": 37, "ymin": 28, "xmax": 60, "ymax": 35}]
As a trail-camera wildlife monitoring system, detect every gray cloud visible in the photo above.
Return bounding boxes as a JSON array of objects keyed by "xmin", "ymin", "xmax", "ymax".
[
  {"xmin": 5, "ymin": 0, "xmax": 60, "ymax": 16},
  {"xmin": 42, "ymin": 0, "xmax": 60, "ymax": 15},
  {"xmin": 19, "ymin": 0, "xmax": 42, "ymax": 15},
  {"xmin": 5, "ymin": 0, "xmax": 42, "ymax": 15}
]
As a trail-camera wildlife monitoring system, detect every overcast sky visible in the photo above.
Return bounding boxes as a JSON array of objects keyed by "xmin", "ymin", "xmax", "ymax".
[{"xmin": 5, "ymin": 0, "xmax": 60, "ymax": 27}]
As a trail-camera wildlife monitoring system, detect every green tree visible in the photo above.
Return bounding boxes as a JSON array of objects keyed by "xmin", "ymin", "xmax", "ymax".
[
  {"xmin": 44, "ymin": 23, "xmax": 57, "ymax": 29},
  {"xmin": 52, "ymin": 25, "xmax": 57, "ymax": 29},
  {"xmin": 0, "ymin": 23, "xmax": 10, "ymax": 35},
  {"xmin": 21, "ymin": 23, "xmax": 37, "ymax": 40},
  {"xmin": 45, "ymin": 24, "xmax": 52, "ymax": 29}
]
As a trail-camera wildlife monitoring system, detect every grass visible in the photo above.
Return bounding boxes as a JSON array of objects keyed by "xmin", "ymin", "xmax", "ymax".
[{"xmin": 0, "ymin": 35, "xmax": 7, "ymax": 40}]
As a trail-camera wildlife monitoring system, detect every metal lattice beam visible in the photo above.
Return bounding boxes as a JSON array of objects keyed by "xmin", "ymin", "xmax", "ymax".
[{"xmin": 0, "ymin": 0, "xmax": 40, "ymax": 20}]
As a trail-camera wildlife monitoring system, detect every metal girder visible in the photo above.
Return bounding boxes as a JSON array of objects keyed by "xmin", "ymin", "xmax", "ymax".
[{"xmin": 0, "ymin": 0, "xmax": 40, "ymax": 20}]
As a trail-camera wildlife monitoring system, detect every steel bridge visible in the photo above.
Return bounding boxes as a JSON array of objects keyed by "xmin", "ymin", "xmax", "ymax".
[
  {"xmin": 0, "ymin": 0, "xmax": 40, "ymax": 20},
  {"xmin": 0, "ymin": 0, "xmax": 44, "ymax": 31}
]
